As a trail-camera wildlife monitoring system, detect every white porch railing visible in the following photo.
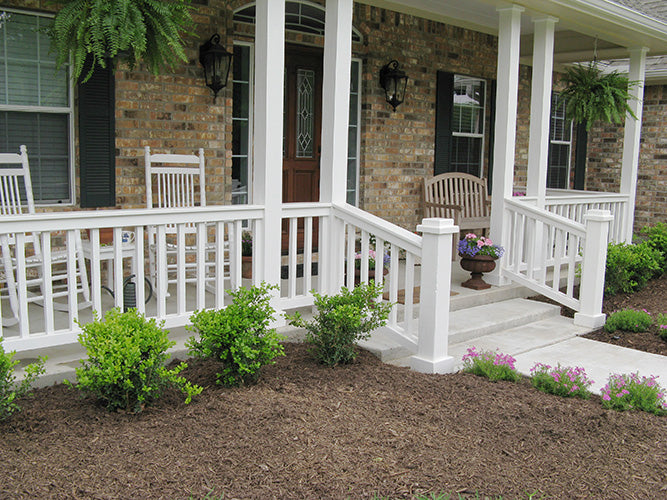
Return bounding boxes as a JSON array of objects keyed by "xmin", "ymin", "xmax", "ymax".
[
  {"xmin": 0, "ymin": 206, "xmax": 263, "ymax": 351},
  {"xmin": 502, "ymin": 198, "xmax": 612, "ymax": 327},
  {"xmin": 517, "ymin": 190, "xmax": 629, "ymax": 243},
  {"xmin": 332, "ymin": 203, "xmax": 423, "ymax": 351},
  {"xmin": 1, "ymin": 203, "xmax": 459, "ymax": 373}
]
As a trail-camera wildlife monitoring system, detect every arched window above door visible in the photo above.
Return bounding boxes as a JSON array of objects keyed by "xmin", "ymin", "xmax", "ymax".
[{"xmin": 233, "ymin": 1, "xmax": 362, "ymax": 43}]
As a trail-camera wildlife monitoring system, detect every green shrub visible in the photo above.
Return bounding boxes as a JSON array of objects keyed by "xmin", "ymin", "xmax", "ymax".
[
  {"xmin": 0, "ymin": 339, "xmax": 46, "ymax": 420},
  {"xmin": 187, "ymin": 283, "xmax": 284, "ymax": 387},
  {"xmin": 529, "ymin": 363, "xmax": 593, "ymax": 399},
  {"xmin": 605, "ymin": 241, "xmax": 662, "ymax": 296},
  {"xmin": 604, "ymin": 309, "xmax": 653, "ymax": 333},
  {"xmin": 602, "ymin": 372, "xmax": 667, "ymax": 415},
  {"xmin": 656, "ymin": 313, "xmax": 667, "ymax": 339},
  {"xmin": 286, "ymin": 282, "xmax": 392, "ymax": 366},
  {"xmin": 461, "ymin": 347, "xmax": 521, "ymax": 382},
  {"xmin": 72, "ymin": 308, "xmax": 201, "ymax": 413},
  {"xmin": 640, "ymin": 222, "xmax": 667, "ymax": 272}
]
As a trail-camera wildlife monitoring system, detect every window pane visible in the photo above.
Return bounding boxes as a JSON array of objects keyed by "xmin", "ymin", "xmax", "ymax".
[
  {"xmin": 451, "ymin": 136, "xmax": 482, "ymax": 176},
  {"xmin": 453, "ymin": 76, "xmax": 485, "ymax": 135},
  {"xmin": 296, "ymin": 68, "xmax": 314, "ymax": 158},
  {"xmin": 40, "ymin": 64, "xmax": 68, "ymax": 107},
  {"xmin": 7, "ymin": 61, "xmax": 39, "ymax": 105},
  {"xmin": 5, "ymin": 13, "xmax": 38, "ymax": 61},
  {"xmin": 0, "ymin": 111, "xmax": 70, "ymax": 202}
]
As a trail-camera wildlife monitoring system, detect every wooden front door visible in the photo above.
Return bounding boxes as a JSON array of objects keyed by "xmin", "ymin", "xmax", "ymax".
[{"xmin": 282, "ymin": 45, "xmax": 322, "ymax": 251}]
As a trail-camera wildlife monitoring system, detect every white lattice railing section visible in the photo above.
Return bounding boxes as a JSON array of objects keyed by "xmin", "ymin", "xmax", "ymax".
[
  {"xmin": 502, "ymin": 198, "xmax": 612, "ymax": 326},
  {"xmin": 332, "ymin": 204, "xmax": 423, "ymax": 350},
  {"xmin": 0, "ymin": 206, "xmax": 263, "ymax": 351},
  {"xmin": 516, "ymin": 190, "xmax": 628, "ymax": 243}
]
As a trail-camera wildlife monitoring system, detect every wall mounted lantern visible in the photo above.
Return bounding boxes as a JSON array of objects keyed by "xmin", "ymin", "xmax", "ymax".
[
  {"xmin": 199, "ymin": 34, "xmax": 233, "ymax": 101},
  {"xmin": 379, "ymin": 60, "xmax": 408, "ymax": 111}
]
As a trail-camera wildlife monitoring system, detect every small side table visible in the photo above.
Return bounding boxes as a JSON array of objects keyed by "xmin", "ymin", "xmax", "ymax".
[{"xmin": 81, "ymin": 240, "xmax": 137, "ymax": 290}]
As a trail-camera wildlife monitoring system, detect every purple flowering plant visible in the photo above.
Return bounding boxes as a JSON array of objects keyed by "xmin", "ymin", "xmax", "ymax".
[
  {"xmin": 601, "ymin": 372, "xmax": 667, "ymax": 415},
  {"xmin": 354, "ymin": 249, "xmax": 390, "ymax": 271},
  {"xmin": 530, "ymin": 363, "xmax": 594, "ymax": 400},
  {"xmin": 461, "ymin": 346, "xmax": 521, "ymax": 382},
  {"xmin": 241, "ymin": 231, "xmax": 252, "ymax": 257},
  {"xmin": 458, "ymin": 233, "xmax": 504, "ymax": 259}
]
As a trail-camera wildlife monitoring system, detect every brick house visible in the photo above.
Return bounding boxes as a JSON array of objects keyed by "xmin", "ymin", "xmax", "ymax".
[
  {"xmin": 1, "ymin": 0, "xmax": 666, "ymax": 370},
  {"xmin": 1, "ymin": 0, "xmax": 664, "ymax": 233}
]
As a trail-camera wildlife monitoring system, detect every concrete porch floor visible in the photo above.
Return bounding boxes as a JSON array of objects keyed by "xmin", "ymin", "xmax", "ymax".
[{"xmin": 9, "ymin": 263, "xmax": 667, "ymax": 395}]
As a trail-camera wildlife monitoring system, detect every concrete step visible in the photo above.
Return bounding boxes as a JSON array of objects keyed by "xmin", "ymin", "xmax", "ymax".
[
  {"xmin": 450, "ymin": 281, "xmax": 537, "ymax": 311},
  {"xmin": 363, "ymin": 297, "xmax": 562, "ymax": 364},
  {"xmin": 448, "ymin": 298, "xmax": 561, "ymax": 344}
]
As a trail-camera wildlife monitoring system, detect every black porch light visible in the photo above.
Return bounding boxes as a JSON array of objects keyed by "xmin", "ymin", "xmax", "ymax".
[
  {"xmin": 379, "ymin": 60, "xmax": 408, "ymax": 111},
  {"xmin": 199, "ymin": 34, "xmax": 233, "ymax": 100}
]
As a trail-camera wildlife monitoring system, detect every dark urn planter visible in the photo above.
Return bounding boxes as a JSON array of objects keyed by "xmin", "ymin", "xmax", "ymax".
[
  {"xmin": 352, "ymin": 267, "xmax": 388, "ymax": 286},
  {"xmin": 459, "ymin": 254, "xmax": 497, "ymax": 290}
]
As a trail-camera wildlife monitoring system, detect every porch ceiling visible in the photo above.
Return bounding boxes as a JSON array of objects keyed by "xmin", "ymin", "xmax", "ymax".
[{"xmin": 359, "ymin": 0, "xmax": 667, "ymax": 58}]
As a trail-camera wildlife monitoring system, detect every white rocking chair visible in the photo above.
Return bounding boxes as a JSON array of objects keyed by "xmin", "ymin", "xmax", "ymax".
[
  {"xmin": 144, "ymin": 146, "xmax": 228, "ymax": 297},
  {"xmin": 0, "ymin": 145, "xmax": 91, "ymax": 327}
]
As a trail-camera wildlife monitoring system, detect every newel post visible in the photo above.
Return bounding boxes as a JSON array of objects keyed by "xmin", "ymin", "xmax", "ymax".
[
  {"xmin": 574, "ymin": 209, "xmax": 613, "ymax": 328},
  {"xmin": 411, "ymin": 218, "xmax": 458, "ymax": 374}
]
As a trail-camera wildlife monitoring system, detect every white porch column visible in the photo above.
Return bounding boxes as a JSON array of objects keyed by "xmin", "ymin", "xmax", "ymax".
[
  {"xmin": 253, "ymin": 0, "xmax": 285, "ymax": 321},
  {"xmin": 620, "ymin": 47, "xmax": 648, "ymax": 242},
  {"xmin": 320, "ymin": 0, "xmax": 353, "ymax": 293},
  {"xmin": 526, "ymin": 16, "xmax": 557, "ymax": 207},
  {"xmin": 411, "ymin": 218, "xmax": 458, "ymax": 374},
  {"xmin": 488, "ymin": 5, "xmax": 523, "ymax": 286}
]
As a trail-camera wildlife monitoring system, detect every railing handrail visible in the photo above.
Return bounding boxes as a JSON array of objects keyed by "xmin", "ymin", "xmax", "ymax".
[
  {"xmin": 505, "ymin": 198, "xmax": 586, "ymax": 237},
  {"xmin": 332, "ymin": 203, "xmax": 422, "ymax": 256},
  {"xmin": 0, "ymin": 205, "xmax": 266, "ymax": 233},
  {"xmin": 282, "ymin": 201, "xmax": 332, "ymax": 218}
]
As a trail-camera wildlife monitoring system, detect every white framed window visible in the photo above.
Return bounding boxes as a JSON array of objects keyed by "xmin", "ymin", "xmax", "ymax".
[
  {"xmin": 547, "ymin": 93, "xmax": 572, "ymax": 189},
  {"xmin": 232, "ymin": 42, "xmax": 254, "ymax": 205},
  {"xmin": 0, "ymin": 9, "xmax": 74, "ymax": 204},
  {"xmin": 451, "ymin": 75, "xmax": 485, "ymax": 176},
  {"xmin": 346, "ymin": 58, "xmax": 361, "ymax": 206}
]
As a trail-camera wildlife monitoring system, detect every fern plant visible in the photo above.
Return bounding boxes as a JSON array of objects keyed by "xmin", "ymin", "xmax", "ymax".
[
  {"xmin": 47, "ymin": 0, "xmax": 193, "ymax": 82},
  {"xmin": 559, "ymin": 63, "xmax": 638, "ymax": 130}
]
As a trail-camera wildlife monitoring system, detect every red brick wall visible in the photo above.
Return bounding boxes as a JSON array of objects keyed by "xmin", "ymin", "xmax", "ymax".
[{"xmin": 586, "ymin": 84, "xmax": 667, "ymax": 232}]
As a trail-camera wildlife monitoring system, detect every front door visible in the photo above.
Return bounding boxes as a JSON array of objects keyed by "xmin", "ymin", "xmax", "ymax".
[{"xmin": 282, "ymin": 45, "xmax": 322, "ymax": 250}]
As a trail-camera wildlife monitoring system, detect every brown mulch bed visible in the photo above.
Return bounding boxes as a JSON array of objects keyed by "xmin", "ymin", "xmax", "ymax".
[
  {"xmin": 2, "ymin": 343, "xmax": 667, "ymax": 499},
  {"xmin": 531, "ymin": 273, "xmax": 667, "ymax": 356}
]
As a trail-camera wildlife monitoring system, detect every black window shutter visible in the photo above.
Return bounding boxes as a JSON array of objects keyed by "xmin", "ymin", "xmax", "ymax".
[
  {"xmin": 573, "ymin": 124, "xmax": 587, "ymax": 190},
  {"xmin": 434, "ymin": 71, "xmax": 454, "ymax": 175},
  {"xmin": 78, "ymin": 62, "xmax": 116, "ymax": 208}
]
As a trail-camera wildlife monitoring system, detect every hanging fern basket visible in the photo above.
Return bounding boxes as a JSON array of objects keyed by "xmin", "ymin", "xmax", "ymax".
[
  {"xmin": 559, "ymin": 63, "xmax": 639, "ymax": 131},
  {"xmin": 48, "ymin": 0, "xmax": 193, "ymax": 82}
]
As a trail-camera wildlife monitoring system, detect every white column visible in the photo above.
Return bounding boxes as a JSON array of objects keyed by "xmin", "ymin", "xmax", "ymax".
[
  {"xmin": 574, "ymin": 209, "xmax": 613, "ymax": 328},
  {"xmin": 253, "ymin": 0, "xmax": 285, "ymax": 323},
  {"xmin": 526, "ymin": 16, "xmax": 557, "ymax": 207},
  {"xmin": 320, "ymin": 0, "xmax": 353, "ymax": 294},
  {"xmin": 620, "ymin": 47, "xmax": 648, "ymax": 243},
  {"xmin": 411, "ymin": 218, "xmax": 458, "ymax": 374},
  {"xmin": 488, "ymin": 5, "xmax": 523, "ymax": 286}
]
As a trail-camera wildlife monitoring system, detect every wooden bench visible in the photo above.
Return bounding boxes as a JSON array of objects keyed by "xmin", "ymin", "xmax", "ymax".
[{"xmin": 423, "ymin": 172, "xmax": 491, "ymax": 256}]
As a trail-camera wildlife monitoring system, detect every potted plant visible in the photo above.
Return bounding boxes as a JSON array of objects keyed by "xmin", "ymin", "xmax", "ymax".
[
  {"xmin": 353, "ymin": 249, "xmax": 390, "ymax": 285},
  {"xmin": 47, "ymin": 0, "xmax": 193, "ymax": 82},
  {"xmin": 457, "ymin": 233, "xmax": 504, "ymax": 290},
  {"xmin": 559, "ymin": 62, "xmax": 639, "ymax": 130},
  {"xmin": 241, "ymin": 230, "xmax": 252, "ymax": 279}
]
